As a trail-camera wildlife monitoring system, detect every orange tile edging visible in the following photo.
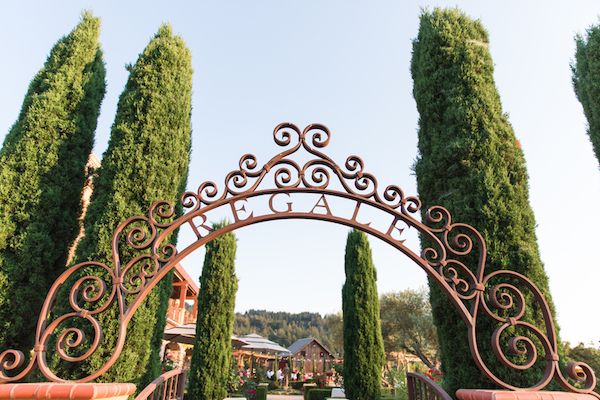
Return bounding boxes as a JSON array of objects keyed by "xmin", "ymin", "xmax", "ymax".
[
  {"xmin": 457, "ymin": 390, "xmax": 598, "ymax": 400},
  {"xmin": 0, "ymin": 383, "xmax": 136, "ymax": 400}
]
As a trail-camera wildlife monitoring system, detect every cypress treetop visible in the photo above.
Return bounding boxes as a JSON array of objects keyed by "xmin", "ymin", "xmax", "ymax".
[
  {"xmin": 0, "ymin": 11, "xmax": 105, "ymax": 354},
  {"xmin": 72, "ymin": 23, "xmax": 192, "ymax": 385},
  {"xmin": 573, "ymin": 21, "xmax": 600, "ymax": 168},
  {"xmin": 411, "ymin": 8, "xmax": 560, "ymax": 393}
]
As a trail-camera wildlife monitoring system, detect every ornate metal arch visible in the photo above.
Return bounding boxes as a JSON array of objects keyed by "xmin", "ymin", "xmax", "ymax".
[{"xmin": 0, "ymin": 123, "xmax": 596, "ymax": 397}]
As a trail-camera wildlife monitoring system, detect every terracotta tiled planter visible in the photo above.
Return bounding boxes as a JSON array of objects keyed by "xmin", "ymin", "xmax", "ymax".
[
  {"xmin": 457, "ymin": 390, "xmax": 598, "ymax": 400},
  {"xmin": 0, "ymin": 383, "xmax": 136, "ymax": 400}
]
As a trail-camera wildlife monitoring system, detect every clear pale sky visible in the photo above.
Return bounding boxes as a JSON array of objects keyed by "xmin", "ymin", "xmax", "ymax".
[{"xmin": 1, "ymin": 1, "xmax": 599, "ymax": 346}]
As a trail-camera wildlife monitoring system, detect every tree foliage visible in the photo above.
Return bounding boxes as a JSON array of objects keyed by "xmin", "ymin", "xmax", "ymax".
[
  {"xmin": 573, "ymin": 22, "xmax": 600, "ymax": 167},
  {"xmin": 411, "ymin": 8, "xmax": 560, "ymax": 393},
  {"xmin": 380, "ymin": 289, "xmax": 439, "ymax": 370},
  {"xmin": 188, "ymin": 222, "xmax": 238, "ymax": 400},
  {"xmin": 564, "ymin": 342, "xmax": 600, "ymax": 394},
  {"xmin": 72, "ymin": 24, "xmax": 192, "ymax": 385},
  {"xmin": 0, "ymin": 12, "xmax": 105, "ymax": 354},
  {"xmin": 234, "ymin": 310, "xmax": 343, "ymax": 356},
  {"xmin": 342, "ymin": 229, "xmax": 384, "ymax": 400}
]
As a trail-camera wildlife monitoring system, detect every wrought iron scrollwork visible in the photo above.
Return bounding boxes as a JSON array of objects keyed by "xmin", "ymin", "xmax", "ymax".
[{"xmin": 0, "ymin": 123, "xmax": 595, "ymax": 398}]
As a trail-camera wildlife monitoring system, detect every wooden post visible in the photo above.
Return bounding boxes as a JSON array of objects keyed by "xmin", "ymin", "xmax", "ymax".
[
  {"xmin": 191, "ymin": 294, "xmax": 198, "ymax": 320},
  {"xmin": 178, "ymin": 284, "xmax": 186, "ymax": 324}
]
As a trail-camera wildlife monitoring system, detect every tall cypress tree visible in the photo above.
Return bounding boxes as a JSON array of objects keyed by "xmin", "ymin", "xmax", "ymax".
[
  {"xmin": 188, "ymin": 222, "xmax": 238, "ymax": 400},
  {"xmin": 342, "ymin": 229, "xmax": 384, "ymax": 400},
  {"xmin": 411, "ymin": 8, "xmax": 560, "ymax": 393},
  {"xmin": 0, "ymin": 12, "xmax": 105, "ymax": 354},
  {"xmin": 73, "ymin": 24, "xmax": 192, "ymax": 385},
  {"xmin": 573, "ymin": 22, "xmax": 600, "ymax": 167}
]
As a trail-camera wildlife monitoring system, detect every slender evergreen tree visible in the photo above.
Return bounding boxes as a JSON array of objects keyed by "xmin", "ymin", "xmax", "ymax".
[
  {"xmin": 188, "ymin": 222, "xmax": 238, "ymax": 400},
  {"xmin": 0, "ymin": 12, "xmax": 105, "ymax": 354},
  {"xmin": 573, "ymin": 22, "xmax": 600, "ymax": 167},
  {"xmin": 411, "ymin": 8, "xmax": 560, "ymax": 393},
  {"xmin": 342, "ymin": 229, "xmax": 384, "ymax": 400},
  {"xmin": 73, "ymin": 24, "xmax": 192, "ymax": 385}
]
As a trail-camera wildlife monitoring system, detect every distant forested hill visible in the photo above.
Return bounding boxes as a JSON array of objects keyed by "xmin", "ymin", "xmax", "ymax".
[{"xmin": 234, "ymin": 310, "xmax": 343, "ymax": 356}]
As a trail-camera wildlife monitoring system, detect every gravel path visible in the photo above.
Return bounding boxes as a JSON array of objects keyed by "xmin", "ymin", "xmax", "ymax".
[{"xmin": 267, "ymin": 396, "xmax": 303, "ymax": 400}]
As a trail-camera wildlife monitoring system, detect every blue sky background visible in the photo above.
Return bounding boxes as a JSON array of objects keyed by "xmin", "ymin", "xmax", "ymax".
[{"xmin": 1, "ymin": 1, "xmax": 599, "ymax": 346}]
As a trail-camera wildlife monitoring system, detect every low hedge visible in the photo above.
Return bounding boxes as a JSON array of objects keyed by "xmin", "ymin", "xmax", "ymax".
[
  {"xmin": 291, "ymin": 380, "xmax": 308, "ymax": 390},
  {"xmin": 307, "ymin": 388, "xmax": 333, "ymax": 400},
  {"xmin": 230, "ymin": 386, "xmax": 267, "ymax": 400},
  {"xmin": 256, "ymin": 386, "xmax": 267, "ymax": 400}
]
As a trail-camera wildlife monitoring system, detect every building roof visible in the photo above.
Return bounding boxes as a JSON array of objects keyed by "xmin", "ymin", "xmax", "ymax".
[
  {"xmin": 87, "ymin": 153, "xmax": 101, "ymax": 169},
  {"xmin": 287, "ymin": 337, "xmax": 335, "ymax": 357},
  {"xmin": 172, "ymin": 263, "xmax": 199, "ymax": 297},
  {"xmin": 164, "ymin": 324, "xmax": 250, "ymax": 347},
  {"xmin": 238, "ymin": 333, "xmax": 291, "ymax": 355}
]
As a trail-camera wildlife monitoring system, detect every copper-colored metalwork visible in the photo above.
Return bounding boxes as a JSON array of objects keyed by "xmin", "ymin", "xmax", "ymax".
[
  {"xmin": 407, "ymin": 372, "xmax": 453, "ymax": 400},
  {"xmin": 134, "ymin": 368, "xmax": 185, "ymax": 400},
  {"xmin": 0, "ymin": 123, "xmax": 596, "ymax": 397}
]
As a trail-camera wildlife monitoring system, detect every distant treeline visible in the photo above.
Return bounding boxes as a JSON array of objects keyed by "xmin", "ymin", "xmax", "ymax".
[{"xmin": 234, "ymin": 310, "xmax": 343, "ymax": 356}]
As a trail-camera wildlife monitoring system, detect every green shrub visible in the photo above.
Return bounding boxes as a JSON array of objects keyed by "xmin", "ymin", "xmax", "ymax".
[
  {"xmin": 303, "ymin": 384, "xmax": 317, "ymax": 400},
  {"xmin": 254, "ymin": 364, "xmax": 267, "ymax": 383},
  {"xmin": 383, "ymin": 367, "xmax": 408, "ymax": 400},
  {"xmin": 291, "ymin": 381, "xmax": 307, "ymax": 390},
  {"xmin": 378, "ymin": 386, "xmax": 408, "ymax": 400},
  {"xmin": 307, "ymin": 388, "xmax": 333, "ymax": 400},
  {"xmin": 256, "ymin": 386, "xmax": 267, "ymax": 400}
]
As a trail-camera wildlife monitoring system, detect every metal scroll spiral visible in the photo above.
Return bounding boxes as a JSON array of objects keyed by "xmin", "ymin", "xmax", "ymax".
[
  {"xmin": 422, "ymin": 206, "xmax": 483, "ymax": 301},
  {"xmin": 179, "ymin": 123, "xmax": 422, "ymax": 218},
  {"xmin": 0, "ymin": 261, "xmax": 116, "ymax": 382},
  {"xmin": 0, "ymin": 200, "xmax": 179, "ymax": 383},
  {"xmin": 119, "ymin": 201, "xmax": 179, "ymax": 309},
  {"xmin": 0, "ymin": 122, "xmax": 597, "ymax": 395},
  {"xmin": 421, "ymin": 206, "xmax": 598, "ymax": 396},
  {"xmin": 478, "ymin": 270, "xmax": 597, "ymax": 395}
]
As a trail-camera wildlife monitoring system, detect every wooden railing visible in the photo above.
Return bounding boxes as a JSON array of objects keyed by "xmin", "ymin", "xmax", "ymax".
[
  {"xmin": 166, "ymin": 306, "xmax": 196, "ymax": 325},
  {"xmin": 135, "ymin": 369, "xmax": 186, "ymax": 400},
  {"xmin": 407, "ymin": 372, "xmax": 452, "ymax": 400}
]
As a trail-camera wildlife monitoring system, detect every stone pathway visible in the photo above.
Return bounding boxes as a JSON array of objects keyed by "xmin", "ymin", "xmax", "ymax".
[{"xmin": 267, "ymin": 396, "xmax": 303, "ymax": 400}]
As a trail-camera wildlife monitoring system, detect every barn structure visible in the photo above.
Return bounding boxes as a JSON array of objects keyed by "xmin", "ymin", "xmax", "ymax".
[{"xmin": 286, "ymin": 337, "xmax": 336, "ymax": 374}]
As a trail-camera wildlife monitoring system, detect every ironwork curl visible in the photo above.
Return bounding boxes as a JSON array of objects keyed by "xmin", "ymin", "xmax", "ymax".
[{"xmin": 0, "ymin": 122, "xmax": 595, "ymax": 398}]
